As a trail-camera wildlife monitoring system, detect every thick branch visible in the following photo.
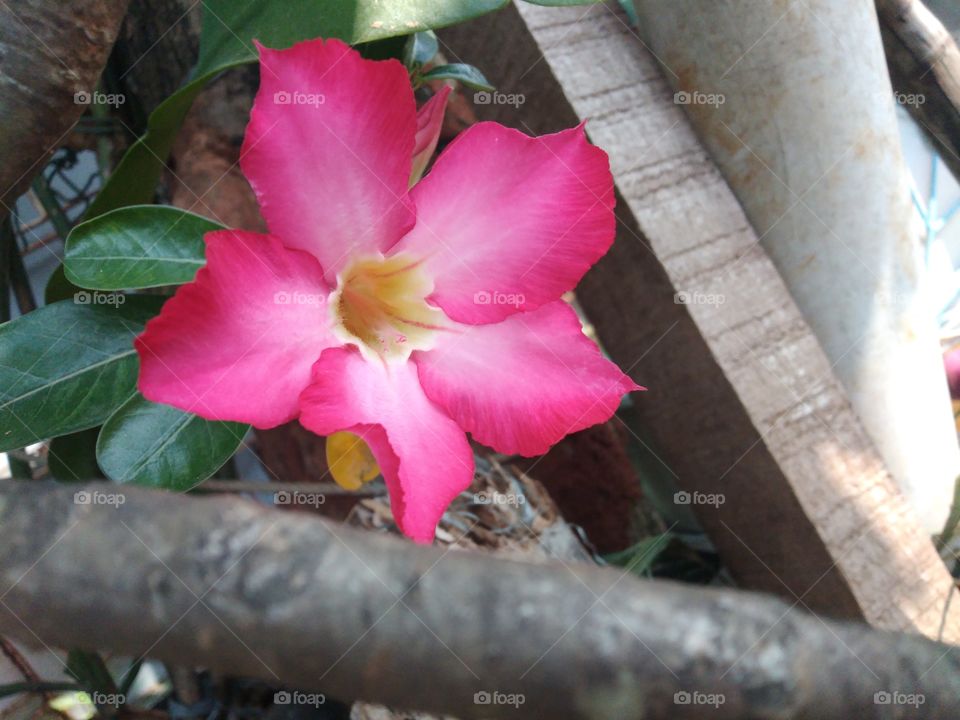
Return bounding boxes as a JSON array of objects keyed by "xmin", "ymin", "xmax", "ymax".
[
  {"xmin": 877, "ymin": 0, "xmax": 960, "ymax": 177},
  {"xmin": 0, "ymin": 483, "xmax": 957, "ymax": 718},
  {"xmin": 0, "ymin": 0, "xmax": 130, "ymax": 209}
]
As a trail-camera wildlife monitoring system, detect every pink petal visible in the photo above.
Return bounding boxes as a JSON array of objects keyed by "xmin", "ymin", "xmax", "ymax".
[
  {"xmin": 136, "ymin": 230, "xmax": 337, "ymax": 428},
  {"xmin": 298, "ymin": 348, "xmax": 473, "ymax": 542},
  {"xmin": 413, "ymin": 301, "xmax": 641, "ymax": 456},
  {"xmin": 393, "ymin": 122, "xmax": 615, "ymax": 324},
  {"xmin": 241, "ymin": 39, "xmax": 417, "ymax": 282},
  {"xmin": 410, "ymin": 85, "xmax": 451, "ymax": 186}
]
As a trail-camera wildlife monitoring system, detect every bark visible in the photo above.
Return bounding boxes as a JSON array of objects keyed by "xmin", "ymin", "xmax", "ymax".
[
  {"xmin": 878, "ymin": 0, "xmax": 960, "ymax": 179},
  {"xmin": 0, "ymin": 0, "xmax": 130, "ymax": 209},
  {"xmin": 441, "ymin": 1, "xmax": 960, "ymax": 641},
  {"xmin": 0, "ymin": 482, "xmax": 958, "ymax": 719}
]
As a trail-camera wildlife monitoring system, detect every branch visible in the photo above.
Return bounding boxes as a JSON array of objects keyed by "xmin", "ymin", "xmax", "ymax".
[
  {"xmin": 877, "ymin": 0, "xmax": 960, "ymax": 178},
  {"xmin": 0, "ymin": 483, "xmax": 957, "ymax": 718},
  {"xmin": 0, "ymin": 0, "xmax": 130, "ymax": 209}
]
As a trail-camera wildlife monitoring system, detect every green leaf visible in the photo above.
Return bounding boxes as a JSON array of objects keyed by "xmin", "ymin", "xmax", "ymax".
[
  {"xmin": 0, "ymin": 296, "xmax": 163, "ymax": 452},
  {"xmin": 420, "ymin": 63, "xmax": 494, "ymax": 91},
  {"xmin": 85, "ymin": 76, "xmax": 215, "ymax": 217},
  {"xmin": 403, "ymin": 30, "xmax": 438, "ymax": 68},
  {"xmin": 602, "ymin": 533, "xmax": 672, "ymax": 578},
  {"xmin": 195, "ymin": 1, "xmax": 509, "ymax": 73},
  {"xmin": 97, "ymin": 393, "xmax": 248, "ymax": 490},
  {"xmin": 49, "ymin": 427, "xmax": 107, "ymax": 481},
  {"xmin": 87, "ymin": 0, "xmax": 509, "ymax": 219},
  {"xmin": 66, "ymin": 206, "xmax": 221, "ymax": 290},
  {"xmin": 45, "ymin": 264, "xmax": 84, "ymax": 304},
  {"xmin": 67, "ymin": 649, "xmax": 117, "ymax": 695}
]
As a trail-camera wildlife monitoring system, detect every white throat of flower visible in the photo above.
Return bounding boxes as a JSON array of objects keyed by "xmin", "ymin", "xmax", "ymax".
[{"xmin": 329, "ymin": 252, "xmax": 446, "ymax": 363}]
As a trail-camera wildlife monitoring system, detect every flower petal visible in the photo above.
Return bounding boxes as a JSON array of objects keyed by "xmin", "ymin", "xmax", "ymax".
[
  {"xmin": 136, "ymin": 230, "xmax": 337, "ymax": 428},
  {"xmin": 241, "ymin": 38, "xmax": 417, "ymax": 282},
  {"xmin": 393, "ymin": 122, "xmax": 615, "ymax": 324},
  {"xmin": 413, "ymin": 301, "xmax": 641, "ymax": 456},
  {"xmin": 410, "ymin": 85, "xmax": 451, "ymax": 186},
  {"xmin": 298, "ymin": 348, "xmax": 473, "ymax": 542}
]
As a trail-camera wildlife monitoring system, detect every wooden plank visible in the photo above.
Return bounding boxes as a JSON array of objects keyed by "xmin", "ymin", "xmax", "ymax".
[{"xmin": 441, "ymin": 1, "xmax": 960, "ymax": 641}]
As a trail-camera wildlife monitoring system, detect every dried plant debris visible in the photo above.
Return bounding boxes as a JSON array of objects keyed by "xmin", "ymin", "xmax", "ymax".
[{"xmin": 346, "ymin": 452, "xmax": 594, "ymax": 563}]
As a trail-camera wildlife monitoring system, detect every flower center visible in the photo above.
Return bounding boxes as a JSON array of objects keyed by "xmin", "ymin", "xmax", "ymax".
[{"xmin": 331, "ymin": 253, "xmax": 445, "ymax": 361}]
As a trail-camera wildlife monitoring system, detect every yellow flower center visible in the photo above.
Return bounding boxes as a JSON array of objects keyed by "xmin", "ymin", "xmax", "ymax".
[{"xmin": 331, "ymin": 253, "xmax": 445, "ymax": 362}]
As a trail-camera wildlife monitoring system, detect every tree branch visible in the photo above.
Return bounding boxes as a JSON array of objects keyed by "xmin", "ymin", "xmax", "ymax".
[
  {"xmin": 877, "ymin": 0, "xmax": 960, "ymax": 178},
  {"xmin": 0, "ymin": 483, "xmax": 957, "ymax": 718},
  {"xmin": 0, "ymin": 0, "xmax": 130, "ymax": 210}
]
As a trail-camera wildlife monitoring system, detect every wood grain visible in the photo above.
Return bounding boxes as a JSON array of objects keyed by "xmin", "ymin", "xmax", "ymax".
[{"xmin": 441, "ymin": 1, "xmax": 960, "ymax": 641}]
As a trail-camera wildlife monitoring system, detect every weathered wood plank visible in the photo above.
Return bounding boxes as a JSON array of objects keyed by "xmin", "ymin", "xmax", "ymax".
[{"xmin": 441, "ymin": 1, "xmax": 960, "ymax": 641}]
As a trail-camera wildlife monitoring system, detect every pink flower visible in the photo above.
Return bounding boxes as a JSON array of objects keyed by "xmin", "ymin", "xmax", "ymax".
[{"xmin": 135, "ymin": 38, "xmax": 641, "ymax": 542}]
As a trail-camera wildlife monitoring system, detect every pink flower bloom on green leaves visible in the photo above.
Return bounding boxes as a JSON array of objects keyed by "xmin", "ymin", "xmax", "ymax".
[{"xmin": 135, "ymin": 38, "xmax": 641, "ymax": 542}]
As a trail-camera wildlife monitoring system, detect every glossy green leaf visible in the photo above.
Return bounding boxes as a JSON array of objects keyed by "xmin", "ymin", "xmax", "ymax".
[
  {"xmin": 420, "ymin": 63, "xmax": 494, "ymax": 91},
  {"xmin": 88, "ymin": 0, "xmax": 508, "ymax": 219},
  {"xmin": 85, "ymin": 76, "xmax": 216, "ymax": 217},
  {"xmin": 45, "ymin": 264, "xmax": 83, "ymax": 304},
  {"xmin": 66, "ymin": 205, "xmax": 221, "ymax": 290},
  {"xmin": 403, "ymin": 30, "xmax": 438, "ymax": 68},
  {"xmin": 67, "ymin": 649, "xmax": 117, "ymax": 695},
  {"xmin": 98, "ymin": 393, "xmax": 248, "ymax": 490},
  {"xmin": 48, "ymin": 427, "xmax": 106, "ymax": 481},
  {"xmin": 195, "ymin": 1, "xmax": 508, "ymax": 73},
  {"xmin": 0, "ymin": 296, "xmax": 163, "ymax": 452}
]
